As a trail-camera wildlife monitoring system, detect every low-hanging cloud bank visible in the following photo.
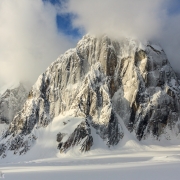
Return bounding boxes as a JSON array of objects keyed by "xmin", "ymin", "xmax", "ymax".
[
  {"xmin": 64, "ymin": 0, "xmax": 180, "ymax": 72},
  {"xmin": 0, "ymin": 0, "xmax": 76, "ymax": 86}
]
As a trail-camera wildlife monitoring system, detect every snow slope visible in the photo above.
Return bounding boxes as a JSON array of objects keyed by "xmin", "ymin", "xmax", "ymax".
[
  {"xmin": 0, "ymin": 145, "xmax": 180, "ymax": 180},
  {"xmin": 0, "ymin": 111, "xmax": 180, "ymax": 163}
]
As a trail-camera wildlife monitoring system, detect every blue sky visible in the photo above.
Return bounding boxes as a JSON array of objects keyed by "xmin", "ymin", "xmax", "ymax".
[
  {"xmin": 43, "ymin": 0, "xmax": 82, "ymax": 38},
  {"xmin": 43, "ymin": 0, "xmax": 180, "ymax": 39},
  {"xmin": 168, "ymin": 0, "xmax": 180, "ymax": 15}
]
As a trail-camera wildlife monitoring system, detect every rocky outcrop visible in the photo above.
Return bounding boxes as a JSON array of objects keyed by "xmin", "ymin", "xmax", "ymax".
[
  {"xmin": 58, "ymin": 120, "xmax": 93, "ymax": 152},
  {"xmin": 0, "ymin": 34, "xmax": 180, "ymax": 157}
]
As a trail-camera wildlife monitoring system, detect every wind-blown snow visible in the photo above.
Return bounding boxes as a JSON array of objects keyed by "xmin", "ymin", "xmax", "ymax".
[{"xmin": 0, "ymin": 81, "xmax": 20, "ymax": 96}]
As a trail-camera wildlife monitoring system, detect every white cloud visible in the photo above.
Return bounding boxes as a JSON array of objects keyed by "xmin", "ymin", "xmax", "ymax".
[
  {"xmin": 0, "ymin": 0, "xmax": 179, "ymax": 87},
  {"xmin": 0, "ymin": 0, "xmax": 76, "ymax": 86},
  {"xmin": 64, "ymin": 0, "xmax": 180, "ymax": 72},
  {"xmin": 65, "ymin": 0, "xmax": 166, "ymax": 40}
]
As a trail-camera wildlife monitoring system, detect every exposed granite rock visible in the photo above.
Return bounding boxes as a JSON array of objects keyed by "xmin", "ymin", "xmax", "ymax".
[{"xmin": 58, "ymin": 120, "xmax": 93, "ymax": 152}]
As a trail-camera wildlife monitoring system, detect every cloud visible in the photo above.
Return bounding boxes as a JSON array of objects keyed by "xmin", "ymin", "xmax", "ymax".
[
  {"xmin": 64, "ymin": 0, "xmax": 180, "ymax": 72},
  {"xmin": 157, "ymin": 13, "xmax": 180, "ymax": 72},
  {"xmin": 64, "ymin": 0, "xmax": 166, "ymax": 40},
  {"xmin": 0, "ymin": 0, "xmax": 179, "ymax": 87},
  {"xmin": 0, "ymin": 0, "xmax": 76, "ymax": 86}
]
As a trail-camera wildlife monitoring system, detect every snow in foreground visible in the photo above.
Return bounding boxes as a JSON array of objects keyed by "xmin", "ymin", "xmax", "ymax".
[
  {"xmin": 1, "ymin": 113, "xmax": 180, "ymax": 179},
  {"xmin": 0, "ymin": 145, "xmax": 180, "ymax": 180}
]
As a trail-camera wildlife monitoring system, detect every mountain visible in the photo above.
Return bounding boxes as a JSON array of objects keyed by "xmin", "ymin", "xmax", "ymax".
[
  {"xmin": 0, "ymin": 82, "xmax": 30, "ymax": 137},
  {"xmin": 0, "ymin": 34, "xmax": 180, "ymax": 158}
]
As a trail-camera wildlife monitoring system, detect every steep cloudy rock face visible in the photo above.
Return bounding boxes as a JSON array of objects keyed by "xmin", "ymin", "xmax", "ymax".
[
  {"xmin": 0, "ymin": 83, "xmax": 29, "ymax": 124},
  {"xmin": 0, "ymin": 34, "xmax": 180, "ymax": 157},
  {"xmin": 0, "ymin": 83, "xmax": 30, "ymax": 124},
  {"xmin": 0, "ymin": 83, "xmax": 30, "ymax": 138}
]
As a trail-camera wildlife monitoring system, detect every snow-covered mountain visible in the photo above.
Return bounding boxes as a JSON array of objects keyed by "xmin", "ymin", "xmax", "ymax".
[
  {"xmin": 0, "ymin": 82, "xmax": 30, "ymax": 137},
  {"xmin": 0, "ymin": 34, "xmax": 180, "ymax": 158}
]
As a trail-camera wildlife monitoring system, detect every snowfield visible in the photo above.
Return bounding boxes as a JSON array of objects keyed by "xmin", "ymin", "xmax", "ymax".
[
  {"xmin": 0, "ymin": 146, "xmax": 180, "ymax": 180},
  {"xmin": 0, "ymin": 113, "xmax": 180, "ymax": 179}
]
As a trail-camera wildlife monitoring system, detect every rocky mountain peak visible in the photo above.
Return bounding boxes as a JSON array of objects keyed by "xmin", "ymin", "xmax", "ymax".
[
  {"xmin": 0, "ymin": 82, "xmax": 30, "ymax": 125},
  {"xmin": 0, "ymin": 34, "xmax": 180, "ymax": 157}
]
